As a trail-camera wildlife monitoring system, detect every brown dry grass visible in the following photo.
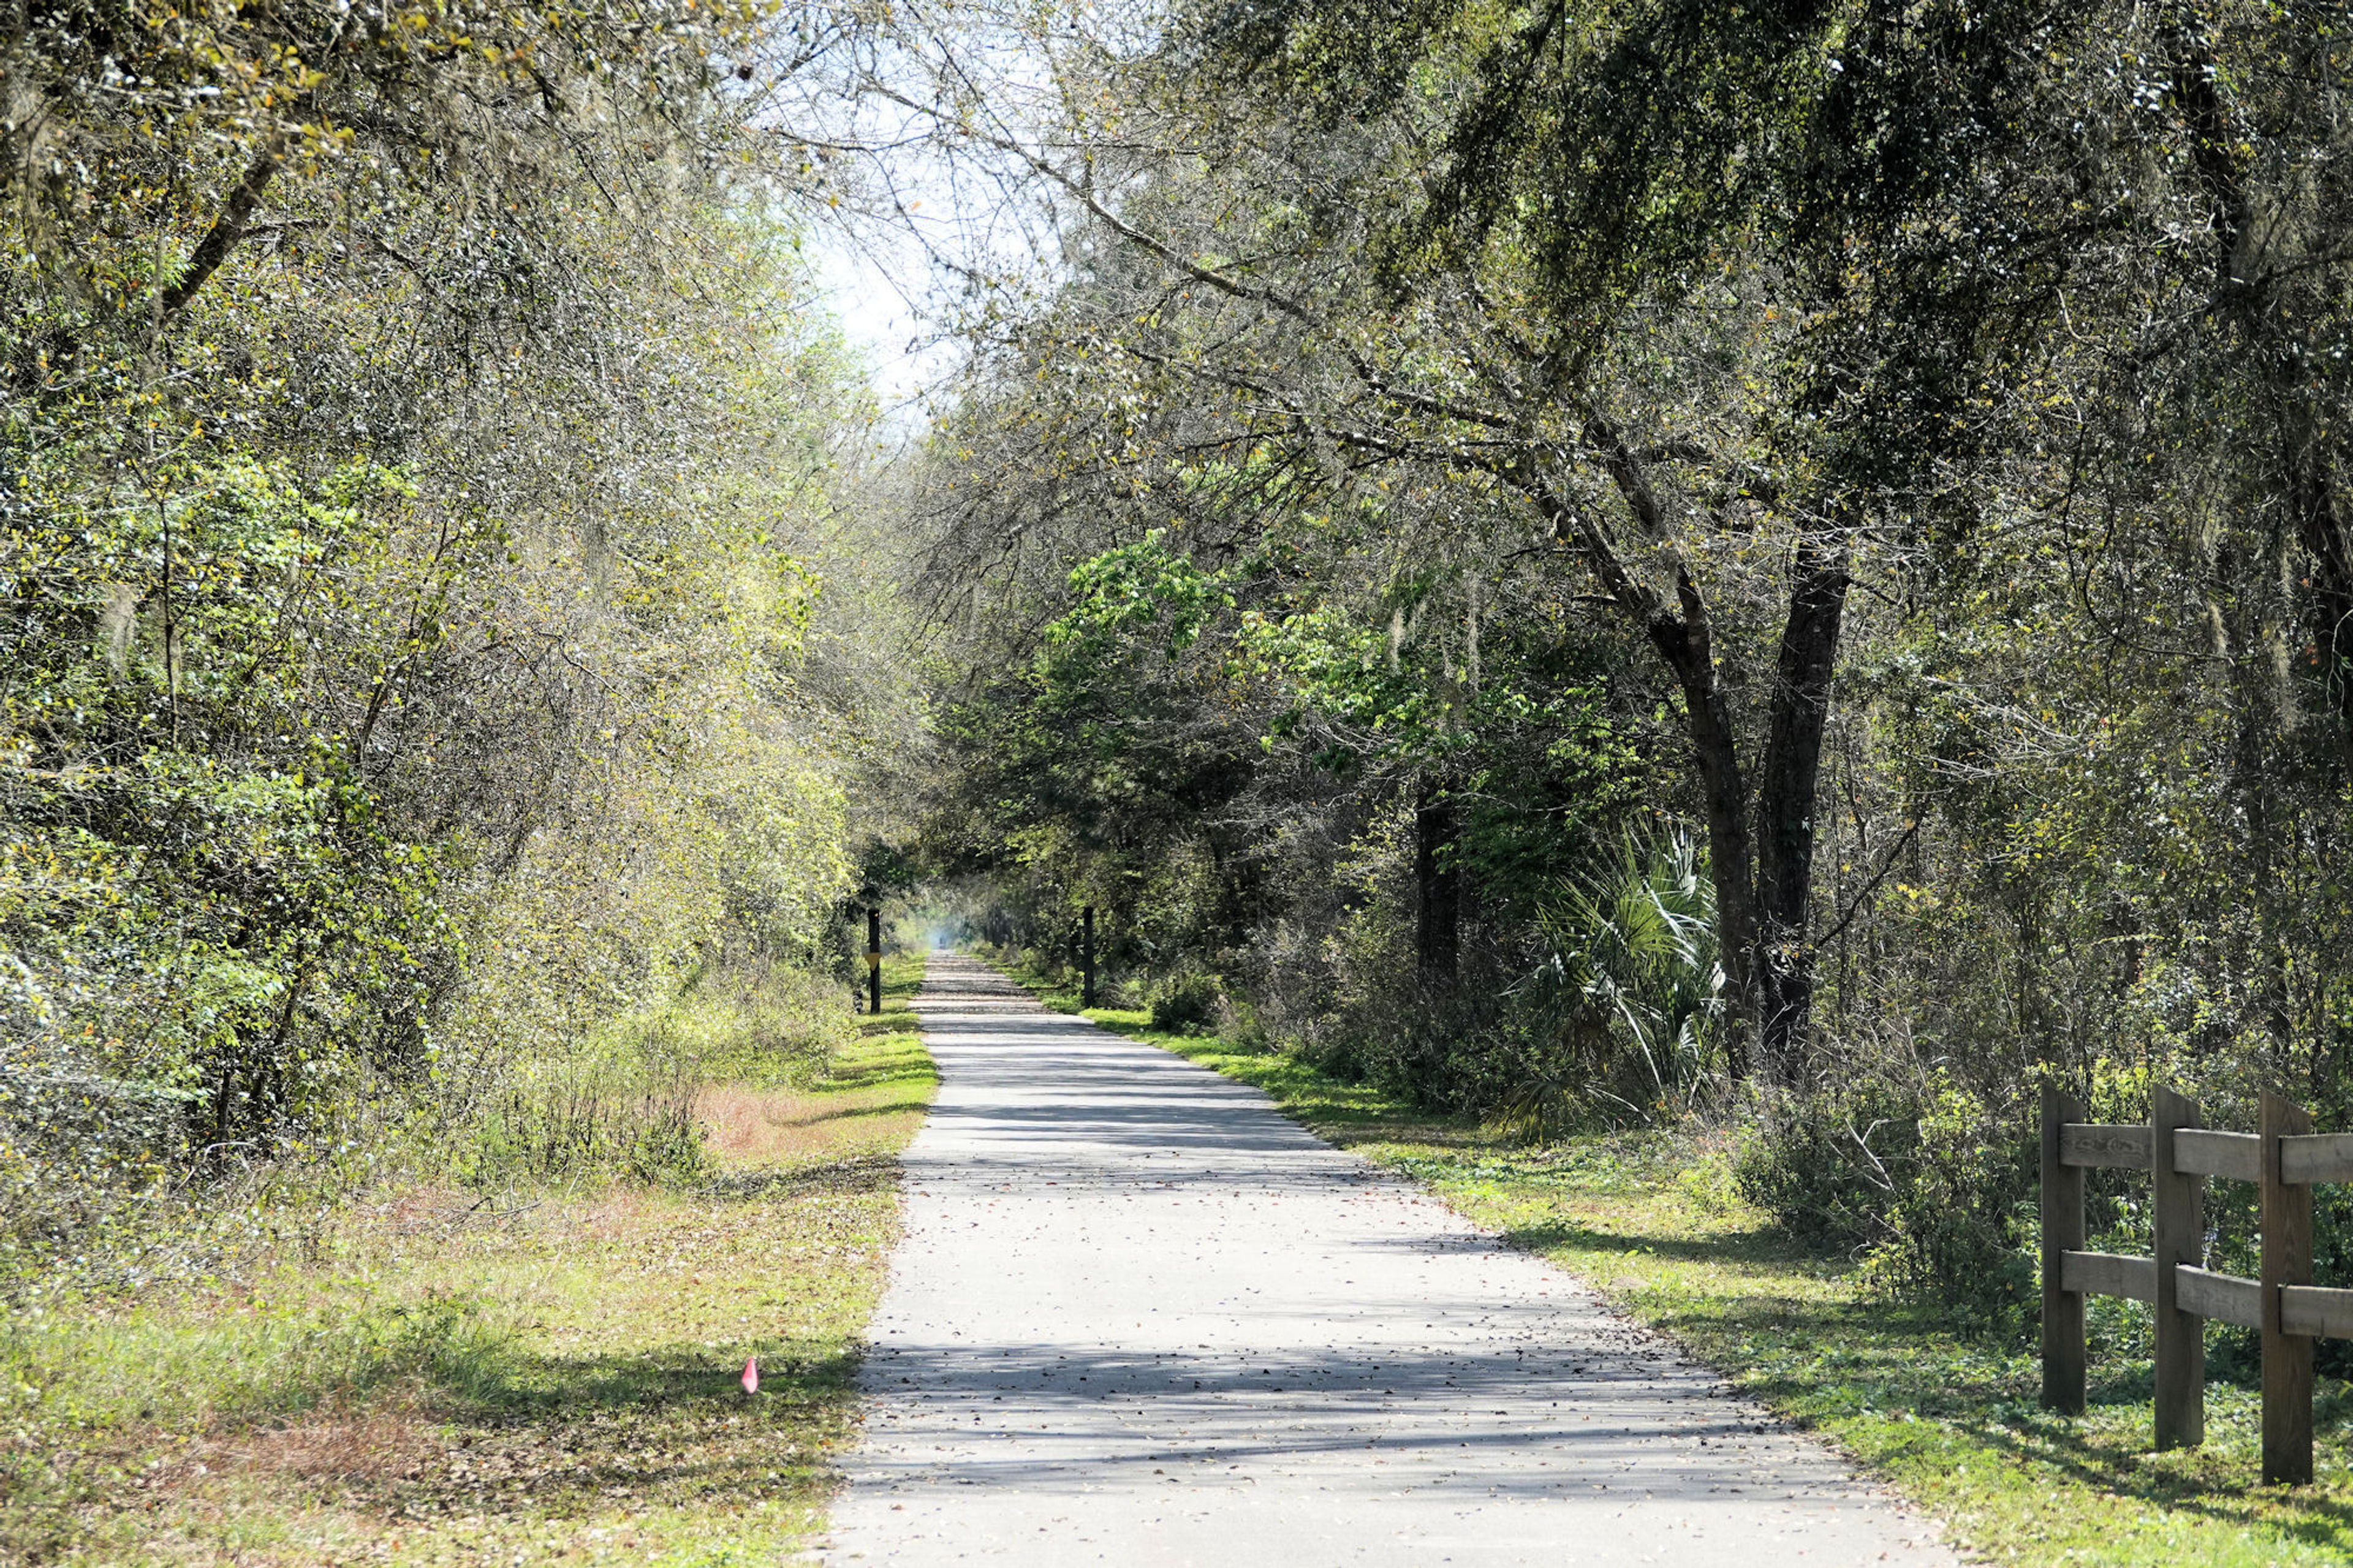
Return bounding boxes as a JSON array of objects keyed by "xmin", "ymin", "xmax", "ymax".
[
  {"xmin": 196, "ymin": 1408, "xmax": 440, "ymax": 1485},
  {"xmin": 697, "ymin": 1067, "xmax": 928, "ymax": 1168}
]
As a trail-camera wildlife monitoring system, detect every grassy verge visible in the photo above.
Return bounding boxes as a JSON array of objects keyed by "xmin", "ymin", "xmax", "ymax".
[
  {"xmin": 1006, "ymin": 963, "xmax": 2353, "ymax": 1567},
  {"xmin": 4, "ymin": 952, "xmax": 933, "ymax": 1567}
]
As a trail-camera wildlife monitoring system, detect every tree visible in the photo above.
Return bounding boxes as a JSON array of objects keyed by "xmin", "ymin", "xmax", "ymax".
[
  {"xmin": 1, "ymin": 0, "xmax": 894, "ymax": 1256},
  {"xmin": 885, "ymin": 0, "xmax": 2111, "ymax": 1078}
]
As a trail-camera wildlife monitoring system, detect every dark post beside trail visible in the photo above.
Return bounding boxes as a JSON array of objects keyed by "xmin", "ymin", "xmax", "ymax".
[
  {"xmin": 2040, "ymin": 1085, "xmax": 2088, "ymax": 1414},
  {"xmin": 1082, "ymin": 906, "xmax": 1096, "ymax": 1009},
  {"xmin": 2263, "ymin": 1091, "xmax": 2315, "ymax": 1484},
  {"xmin": 867, "ymin": 904, "xmax": 883, "ymax": 1015},
  {"xmin": 2151, "ymin": 1085, "xmax": 2204, "ymax": 1449}
]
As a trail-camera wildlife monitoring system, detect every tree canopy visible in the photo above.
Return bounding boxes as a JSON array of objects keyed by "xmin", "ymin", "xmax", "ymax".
[
  {"xmin": 880, "ymin": 0, "xmax": 2353, "ymax": 1306},
  {"xmin": 1, "ymin": 0, "xmax": 921, "ymax": 1275}
]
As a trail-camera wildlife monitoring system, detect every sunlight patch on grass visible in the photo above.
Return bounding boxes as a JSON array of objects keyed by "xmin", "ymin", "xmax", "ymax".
[{"xmin": 697, "ymin": 1040, "xmax": 932, "ymax": 1168}]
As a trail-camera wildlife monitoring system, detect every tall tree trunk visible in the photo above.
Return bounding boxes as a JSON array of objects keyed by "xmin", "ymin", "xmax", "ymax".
[
  {"xmin": 2284, "ymin": 426, "xmax": 2353, "ymax": 738},
  {"xmin": 1753, "ymin": 545, "xmax": 1850, "ymax": 1083},
  {"xmin": 1642, "ymin": 570, "xmax": 1762, "ymax": 1083},
  {"xmin": 155, "ymin": 143, "xmax": 282, "ymax": 327},
  {"xmin": 1527, "ymin": 464, "xmax": 1764, "ymax": 1080},
  {"xmin": 1414, "ymin": 780, "xmax": 1460, "ymax": 985},
  {"xmin": 1531, "ymin": 446, "xmax": 1849, "ymax": 1083}
]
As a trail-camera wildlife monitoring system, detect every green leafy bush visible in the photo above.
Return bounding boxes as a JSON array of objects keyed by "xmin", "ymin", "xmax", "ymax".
[
  {"xmin": 1502, "ymin": 826, "xmax": 1727, "ymax": 1134},
  {"xmin": 1735, "ymin": 1074, "xmax": 2036, "ymax": 1331},
  {"xmin": 1149, "ymin": 972, "xmax": 1224, "ymax": 1033}
]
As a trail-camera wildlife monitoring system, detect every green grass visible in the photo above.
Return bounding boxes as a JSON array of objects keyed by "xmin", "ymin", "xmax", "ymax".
[
  {"xmin": 3, "ymin": 952, "xmax": 934, "ymax": 1567},
  {"xmin": 1009, "ymin": 966, "xmax": 2353, "ymax": 1567}
]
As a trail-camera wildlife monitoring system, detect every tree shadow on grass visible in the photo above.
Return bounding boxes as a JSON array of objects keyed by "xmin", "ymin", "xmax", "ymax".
[
  {"xmin": 761, "ymin": 1099, "xmax": 928, "ymax": 1131},
  {"xmin": 817, "ymin": 1068, "xmax": 931, "ymax": 1099},
  {"xmin": 1948, "ymin": 1394, "xmax": 2353, "ymax": 1552},
  {"xmin": 703, "ymin": 1153, "xmax": 900, "ymax": 1202},
  {"xmin": 35, "ymin": 1322, "xmax": 871, "ymax": 1550},
  {"xmin": 309, "ymin": 1336, "xmax": 874, "ymax": 1524},
  {"xmin": 1496, "ymin": 1218, "xmax": 1832, "ymax": 1273}
]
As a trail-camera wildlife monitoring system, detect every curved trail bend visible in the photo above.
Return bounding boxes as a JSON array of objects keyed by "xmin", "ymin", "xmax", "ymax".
[{"xmin": 820, "ymin": 953, "xmax": 1953, "ymax": 1566}]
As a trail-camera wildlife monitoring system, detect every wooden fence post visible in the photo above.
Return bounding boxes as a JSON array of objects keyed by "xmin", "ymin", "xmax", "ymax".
[
  {"xmin": 1082, "ymin": 906, "xmax": 1096, "ymax": 1009},
  {"xmin": 2151, "ymin": 1085, "xmax": 2205, "ymax": 1449},
  {"xmin": 867, "ymin": 905, "xmax": 883, "ymax": 1016},
  {"xmin": 2042, "ymin": 1084, "xmax": 2088, "ymax": 1414},
  {"xmin": 2262, "ymin": 1091, "xmax": 2315, "ymax": 1485}
]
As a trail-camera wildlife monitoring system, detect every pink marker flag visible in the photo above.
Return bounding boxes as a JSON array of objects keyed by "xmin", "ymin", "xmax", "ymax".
[{"xmin": 741, "ymin": 1356, "xmax": 760, "ymax": 1395}]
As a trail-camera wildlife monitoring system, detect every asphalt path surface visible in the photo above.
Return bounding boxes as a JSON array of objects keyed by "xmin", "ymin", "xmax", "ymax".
[{"xmin": 819, "ymin": 953, "xmax": 1956, "ymax": 1566}]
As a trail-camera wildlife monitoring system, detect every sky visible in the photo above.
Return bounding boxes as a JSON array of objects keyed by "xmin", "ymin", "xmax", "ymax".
[
  {"xmin": 813, "ymin": 227, "xmax": 954, "ymax": 417},
  {"xmin": 787, "ymin": 31, "xmax": 1074, "ymax": 427}
]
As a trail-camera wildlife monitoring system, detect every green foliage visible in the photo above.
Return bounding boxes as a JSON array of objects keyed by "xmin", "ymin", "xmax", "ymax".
[
  {"xmin": 920, "ymin": 456, "xmax": 1658, "ymax": 1132},
  {"xmin": 0, "ymin": 0, "xmax": 899, "ymax": 1293},
  {"xmin": 1507, "ymin": 826, "xmax": 1727, "ymax": 1132},
  {"xmin": 1731, "ymin": 1075, "xmax": 2037, "ymax": 1330},
  {"xmin": 1051, "ymin": 531, "xmax": 1235, "ymax": 661},
  {"xmin": 1147, "ymin": 971, "xmax": 1226, "ymax": 1034}
]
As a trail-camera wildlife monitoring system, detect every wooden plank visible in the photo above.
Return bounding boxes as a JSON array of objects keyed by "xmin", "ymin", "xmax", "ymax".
[
  {"xmin": 2042, "ymin": 1088, "xmax": 2088, "ymax": 1414},
  {"xmin": 2152, "ymin": 1086, "xmax": 2205, "ymax": 1449},
  {"xmin": 2174, "ymin": 1129, "xmax": 2261, "ymax": 1182},
  {"xmin": 2280, "ymin": 1132, "xmax": 2353, "ymax": 1186},
  {"xmin": 2281, "ymin": 1286, "xmax": 2353, "ymax": 1341},
  {"xmin": 2175, "ymin": 1266, "xmax": 2262, "ymax": 1329},
  {"xmin": 2061, "ymin": 1249, "xmax": 2156, "ymax": 1303},
  {"xmin": 2059, "ymin": 1123, "xmax": 2153, "ymax": 1169},
  {"xmin": 2263, "ymin": 1092, "xmax": 2316, "ymax": 1485}
]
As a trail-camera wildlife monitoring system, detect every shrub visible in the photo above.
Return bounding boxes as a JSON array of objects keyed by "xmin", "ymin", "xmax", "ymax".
[
  {"xmin": 1149, "ymin": 972, "xmax": 1223, "ymax": 1033},
  {"xmin": 1213, "ymin": 994, "xmax": 1272, "ymax": 1051},
  {"xmin": 1735, "ymin": 1073, "xmax": 2036, "ymax": 1331},
  {"xmin": 439, "ymin": 956, "xmax": 852, "ymax": 1192},
  {"xmin": 1529, "ymin": 826, "xmax": 1727, "ymax": 1118}
]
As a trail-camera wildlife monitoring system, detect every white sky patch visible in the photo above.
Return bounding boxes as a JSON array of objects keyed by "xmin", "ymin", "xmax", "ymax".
[
  {"xmin": 778, "ymin": 7, "xmax": 1126, "ymax": 433},
  {"xmin": 811, "ymin": 219, "xmax": 960, "ymax": 422}
]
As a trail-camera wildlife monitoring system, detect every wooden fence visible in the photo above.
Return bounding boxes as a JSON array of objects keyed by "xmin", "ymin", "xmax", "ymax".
[{"xmin": 2041, "ymin": 1086, "xmax": 2353, "ymax": 1483}]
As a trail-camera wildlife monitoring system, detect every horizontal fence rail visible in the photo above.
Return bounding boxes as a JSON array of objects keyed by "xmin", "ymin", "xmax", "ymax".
[
  {"xmin": 2040, "ymin": 1086, "xmax": 2353, "ymax": 1483},
  {"xmin": 2283, "ymin": 1134, "xmax": 2353, "ymax": 1185},
  {"xmin": 2058, "ymin": 1249, "xmax": 2153, "ymax": 1302}
]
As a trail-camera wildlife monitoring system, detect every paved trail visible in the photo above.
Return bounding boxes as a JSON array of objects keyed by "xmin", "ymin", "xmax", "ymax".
[{"xmin": 820, "ymin": 954, "xmax": 1955, "ymax": 1566}]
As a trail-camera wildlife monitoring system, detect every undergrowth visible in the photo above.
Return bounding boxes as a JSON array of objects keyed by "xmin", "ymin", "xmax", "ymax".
[{"xmin": 0, "ymin": 953, "xmax": 931, "ymax": 1566}]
